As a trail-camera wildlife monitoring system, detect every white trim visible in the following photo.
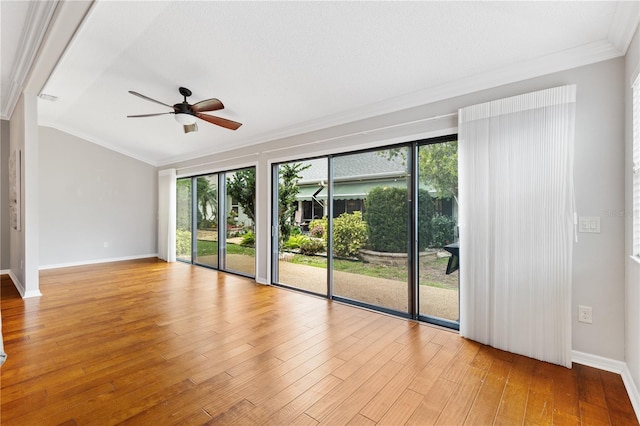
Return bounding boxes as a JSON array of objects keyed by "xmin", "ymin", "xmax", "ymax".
[
  {"xmin": 573, "ymin": 350, "xmax": 627, "ymax": 373},
  {"xmin": 38, "ymin": 254, "xmax": 158, "ymax": 271},
  {"xmin": 0, "ymin": 1, "xmax": 59, "ymax": 119},
  {"xmin": 632, "ymin": 255, "xmax": 640, "ymax": 266},
  {"xmin": 7, "ymin": 270, "xmax": 42, "ymax": 298},
  {"xmin": 608, "ymin": 1, "xmax": 640, "ymax": 54},
  {"xmin": 573, "ymin": 350, "xmax": 640, "ymax": 422},
  {"xmin": 0, "ymin": 269, "xmax": 10, "ymax": 275}
]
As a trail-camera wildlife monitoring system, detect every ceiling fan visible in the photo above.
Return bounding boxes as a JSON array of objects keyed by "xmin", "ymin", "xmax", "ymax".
[{"xmin": 127, "ymin": 87, "xmax": 242, "ymax": 133}]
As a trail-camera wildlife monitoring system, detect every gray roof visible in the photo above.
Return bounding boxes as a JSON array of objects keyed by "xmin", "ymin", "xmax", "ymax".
[{"xmin": 294, "ymin": 150, "xmax": 407, "ymax": 184}]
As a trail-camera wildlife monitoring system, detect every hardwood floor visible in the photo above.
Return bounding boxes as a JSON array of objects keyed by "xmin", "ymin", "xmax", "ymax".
[{"xmin": 0, "ymin": 258, "xmax": 637, "ymax": 425}]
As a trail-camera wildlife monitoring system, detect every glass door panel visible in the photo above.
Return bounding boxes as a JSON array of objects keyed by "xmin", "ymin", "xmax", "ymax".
[
  {"xmin": 274, "ymin": 159, "xmax": 327, "ymax": 295},
  {"xmin": 332, "ymin": 149, "xmax": 409, "ymax": 314},
  {"xmin": 176, "ymin": 178, "xmax": 192, "ymax": 262},
  {"xmin": 224, "ymin": 168, "xmax": 256, "ymax": 276},
  {"xmin": 417, "ymin": 140, "xmax": 459, "ymax": 323},
  {"xmin": 195, "ymin": 174, "xmax": 218, "ymax": 268}
]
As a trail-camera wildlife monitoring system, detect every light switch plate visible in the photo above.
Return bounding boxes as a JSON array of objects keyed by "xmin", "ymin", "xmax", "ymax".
[{"xmin": 578, "ymin": 216, "xmax": 600, "ymax": 233}]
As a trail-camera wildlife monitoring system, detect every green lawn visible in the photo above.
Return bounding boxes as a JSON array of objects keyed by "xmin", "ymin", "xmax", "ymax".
[{"xmin": 195, "ymin": 240, "xmax": 255, "ymax": 256}]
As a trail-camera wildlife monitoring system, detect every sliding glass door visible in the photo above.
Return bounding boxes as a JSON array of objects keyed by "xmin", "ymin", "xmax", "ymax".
[
  {"xmin": 224, "ymin": 168, "xmax": 256, "ymax": 276},
  {"xmin": 272, "ymin": 159, "xmax": 328, "ymax": 295},
  {"xmin": 176, "ymin": 178, "xmax": 192, "ymax": 262},
  {"xmin": 176, "ymin": 167, "xmax": 256, "ymax": 279},
  {"xmin": 194, "ymin": 174, "xmax": 219, "ymax": 268},
  {"xmin": 417, "ymin": 140, "xmax": 459, "ymax": 325},
  {"xmin": 332, "ymin": 148, "xmax": 410, "ymax": 314},
  {"xmin": 270, "ymin": 136, "xmax": 459, "ymax": 329}
]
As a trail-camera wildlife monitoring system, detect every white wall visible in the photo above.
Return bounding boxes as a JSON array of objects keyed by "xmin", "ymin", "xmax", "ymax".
[
  {"xmin": 39, "ymin": 126, "xmax": 158, "ymax": 268},
  {"xmin": 625, "ymin": 27, "xmax": 640, "ymax": 403},
  {"xmin": 1, "ymin": 119, "xmax": 9, "ymax": 270},
  {"xmin": 167, "ymin": 57, "xmax": 627, "ymax": 362},
  {"xmin": 9, "ymin": 94, "xmax": 40, "ymax": 297}
]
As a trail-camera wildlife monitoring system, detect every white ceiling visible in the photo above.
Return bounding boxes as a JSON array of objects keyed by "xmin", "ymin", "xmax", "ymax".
[{"xmin": 2, "ymin": 1, "xmax": 639, "ymax": 166}]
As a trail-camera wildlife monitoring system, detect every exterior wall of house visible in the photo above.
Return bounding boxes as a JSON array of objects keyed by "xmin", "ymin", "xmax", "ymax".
[
  {"xmin": 166, "ymin": 57, "xmax": 627, "ymax": 363},
  {"xmin": 38, "ymin": 126, "xmax": 158, "ymax": 268},
  {"xmin": 625, "ymin": 26, "xmax": 640, "ymax": 405},
  {"xmin": 1, "ymin": 119, "xmax": 10, "ymax": 271}
]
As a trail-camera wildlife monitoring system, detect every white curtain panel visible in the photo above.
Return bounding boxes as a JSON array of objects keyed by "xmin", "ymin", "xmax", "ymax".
[
  {"xmin": 158, "ymin": 168, "xmax": 177, "ymax": 262},
  {"xmin": 458, "ymin": 85, "xmax": 576, "ymax": 368}
]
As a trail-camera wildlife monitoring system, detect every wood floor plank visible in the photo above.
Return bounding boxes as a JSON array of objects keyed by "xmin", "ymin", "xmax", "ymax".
[
  {"xmin": 377, "ymin": 388, "xmax": 425, "ymax": 426},
  {"xmin": 1, "ymin": 262, "xmax": 637, "ymax": 425},
  {"xmin": 405, "ymin": 377, "xmax": 457, "ymax": 425},
  {"xmin": 464, "ymin": 358, "xmax": 511, "ymax": 425},
  {"xmin": 434, "ymin": 366, "xmax": 486, "ymax": 425}
]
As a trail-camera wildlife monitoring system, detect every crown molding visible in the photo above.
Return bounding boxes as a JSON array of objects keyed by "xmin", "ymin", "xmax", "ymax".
[
  {"xmin": 0, "ymin": 1, "xmax": 58, "ymax": 120},
  {"xmin": 158, "ymin": 38, "xmax": 625, "ymax": 167},
  {"xmin": 609, "ymin": 1, "xmax": 640, "ymax": 54}
]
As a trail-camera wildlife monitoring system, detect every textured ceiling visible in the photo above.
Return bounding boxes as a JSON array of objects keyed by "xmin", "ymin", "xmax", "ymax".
[{"xmin": 4, "ymin": 1, "xmax": 638, "ymax": 166}]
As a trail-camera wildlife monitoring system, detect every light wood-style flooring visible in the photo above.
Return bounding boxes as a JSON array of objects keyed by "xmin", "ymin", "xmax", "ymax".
[{"xmin": 1, "ymin": 258, "xmax": 637, "ymax": 425}]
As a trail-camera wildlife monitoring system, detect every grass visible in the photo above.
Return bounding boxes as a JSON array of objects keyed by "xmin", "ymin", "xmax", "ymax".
[
  {"xmin": 289, "ymin": 253, "xmax": 458, "ymax": 289},
  {"xmin": 179, "ymin": 240, "xmax": 256, "ymax": 258}
]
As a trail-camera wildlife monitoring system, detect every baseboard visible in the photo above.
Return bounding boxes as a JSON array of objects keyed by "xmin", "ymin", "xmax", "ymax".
[
  {"xmin": 573, "ymin": 350, "xmax": 640, "ymax": 421},
  {"xmin": 38, "ymin": 254, "xmax": 159, "ymax": 271},
  {"xmin": 0, "ymin": 269, "xmax": 10, "ymax": 275}
]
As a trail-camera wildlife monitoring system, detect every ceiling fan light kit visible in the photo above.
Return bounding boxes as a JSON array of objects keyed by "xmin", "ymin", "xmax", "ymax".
[
  {"xmin": 174, "ymin": 113, "xmax": 196, "ymax": 125},
  {"xmin": 127, "ymin": 86, "xmax": 242, "ymax": 133}
]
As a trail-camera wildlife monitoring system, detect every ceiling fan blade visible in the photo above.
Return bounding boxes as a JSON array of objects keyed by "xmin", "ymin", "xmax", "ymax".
[
  {"xmin": 128, "ymin": 91, "xmax": 174, "ymax": 109},
  {"xmin": 191, "ymin": 98, "xmax": 224, "ymax": 113},
  {"xmin": 183, "ymin": 123, "xmax": 198, "ymax": 133},
  {"xmin": 195, "ymin": 112, "xmax": 242, "ymax": 130},
  {"xmin": 127, "ymin": 112, "xmax": 174, "ymax": 118}
]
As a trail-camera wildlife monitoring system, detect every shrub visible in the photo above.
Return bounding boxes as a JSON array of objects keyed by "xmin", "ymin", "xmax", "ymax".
[
  {"xmin": 333, "ymin": 211, "xmax": 367, "ymax": 257},
  {"xmin": 240, "ymin": 231, "xmax": 255, "ymax": 247},
  {"xmin": 290, "ymin": 226, "xmax": 302, "ymax": 236},
  {"xmin": 417, "ymin": 189, "xmax": 435, "ymax": 250},
  {"xmin": 365, "ymin": 187, "xmax": 434, "ymax": 252},
  {"xmin": 176, "ymin": 229, "xmax": 191, "ymax": 256},
  {"xmin": 430, "ymin": 214, "xmax": 456, "ymax": 248},
  {"xmin": 309, "ymin": 217, "xmax": 327, "ymax": 239},
  {"xmin": 283, "ymin": 234, "xmax": 308, "ymax": 250},
  {"xmin": 299, "ymin": 238, "xmax": 325, "ymax": 255}
]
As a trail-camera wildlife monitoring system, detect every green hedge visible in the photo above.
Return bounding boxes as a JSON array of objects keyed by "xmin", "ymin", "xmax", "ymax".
[{"xmin": 364, "ymin": 187, "xmax": 434, "ymax": 253}]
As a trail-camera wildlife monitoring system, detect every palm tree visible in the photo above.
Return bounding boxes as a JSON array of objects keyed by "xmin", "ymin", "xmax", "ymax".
[{"xmin": 196, "ymin": 177, "xmax": 217, "ymax": 228}]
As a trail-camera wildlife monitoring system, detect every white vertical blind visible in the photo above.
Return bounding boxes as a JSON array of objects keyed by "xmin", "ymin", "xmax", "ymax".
[
  {"xmin": 458, "ymin": 85, "xmax": 576, "ymax": 368},
  {"xmin": 158, "ymin": 169, "xmax": 177, "ymax": 262},
  {"xmin": 633, "ymin": 75, "xmax": 640, "ymax": 257}
]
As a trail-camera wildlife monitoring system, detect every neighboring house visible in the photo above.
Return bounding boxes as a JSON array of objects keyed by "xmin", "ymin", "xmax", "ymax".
[{"xmin": 294, "ymin": 152, "xmax": 455, "ymax": 224}]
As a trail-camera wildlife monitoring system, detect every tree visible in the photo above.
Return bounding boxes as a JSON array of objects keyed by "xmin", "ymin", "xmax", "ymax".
[
  {"xmin": 226, "ymin": 169, "xmax": 256, "ymax": 224},
  {"xmin": 278, "ymin": 162, "xmax": 310, "ymax": 250},
  {"xmin": 383, "ymin": 141, "xmax": 458, "ymax": 203},
  {"xmin": 196, "ymin": 177, "xmax": 217, "ymax": 228},
  {"xmin": 418, "ymin": 141, "xmax": 458, "ymax": 203}
]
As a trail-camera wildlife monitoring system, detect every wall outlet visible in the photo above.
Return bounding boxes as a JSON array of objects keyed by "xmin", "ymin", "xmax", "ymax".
[
  {"xmin": 103, "ymin": 242, "xmax": 109, "ymax": 248},
  {"xmin": 578, "ymin": 305, "xmax": 593, "ymax": 324}
]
